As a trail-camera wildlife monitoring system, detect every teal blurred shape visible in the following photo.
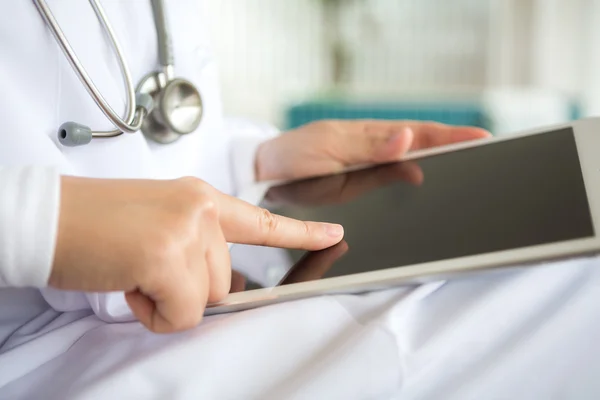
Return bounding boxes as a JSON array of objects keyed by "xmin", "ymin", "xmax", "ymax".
[
  {"xmin": 284, "ymin": 99, "xmax": 583, "ymax": 134},
  {"xmin": 285, "ymin": 100, "xmax": 490, "ymax": 131}
]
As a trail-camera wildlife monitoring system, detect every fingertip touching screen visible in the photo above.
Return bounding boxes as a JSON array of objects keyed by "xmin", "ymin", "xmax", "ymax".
[{"xmin": 229, "ymin": 127, "xmax": 594, "ymax": 293}]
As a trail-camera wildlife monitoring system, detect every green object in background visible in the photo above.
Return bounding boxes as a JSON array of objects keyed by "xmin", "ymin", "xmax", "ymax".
[
  {"xmin": 285, "ymin": 100, "xmax": 491, "ymax": 132},
  {"xmin": 285, "ymin": 99, "xmax": 584, "ymax": 134}
]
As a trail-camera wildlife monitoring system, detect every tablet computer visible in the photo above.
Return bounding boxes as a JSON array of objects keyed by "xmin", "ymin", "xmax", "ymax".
[{"xmin": 205, "ymin": 117, "xmax": 600, "ymax": 315}]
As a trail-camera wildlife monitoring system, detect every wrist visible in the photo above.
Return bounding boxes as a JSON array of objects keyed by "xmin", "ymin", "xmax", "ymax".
[
  {"xmin": 254, "ymin": 139, "xmax": 270, "ymax": 182},
  {"xmin": 254, "ymin": 136, "xmax": 288, "ymax": 183},
  {"xmin": 49, "ymin": 176, "xmax": 76, "ymax": 288}
]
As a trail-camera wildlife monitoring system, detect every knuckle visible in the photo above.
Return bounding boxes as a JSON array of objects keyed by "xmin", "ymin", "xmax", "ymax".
[
  {"xmin": 257, "ymin": 208, "xmax": 279, "ymax": 238},
  {"xmin": 176, "ymin": 177, "xmax": 219, "ymax": 220},
  {"xmin": 179, "ymin": 177, "xmax": 209, "ymax": 201},
  {"xmin": 301, "ymin": 220, "xmax": 311, "ymax": 237},
  {"xmin": 198, "ymin": 198, "xmax": 219, "ymax": 220},
  {"xmin": 178, "ymin": 175, "xmax": 205, "ymax": 187}
]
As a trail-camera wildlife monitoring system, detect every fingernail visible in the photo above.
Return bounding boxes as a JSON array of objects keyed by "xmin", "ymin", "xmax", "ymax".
[
  {"xmin": 387, "ymin": 131, "xmax": 404, "ymax": 144},
  {"xmin": 325, "ymin": 224, "xmax": 344, "ymax": 238},
  {"xmin": 386, "ymin": 127, "xmax": 413, "ymax": 147}
]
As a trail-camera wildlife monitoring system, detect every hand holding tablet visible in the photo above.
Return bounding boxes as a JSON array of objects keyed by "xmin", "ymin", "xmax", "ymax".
[{"xmin": 209, "ymin": 118, "xmax": 600, "ymax": 316}]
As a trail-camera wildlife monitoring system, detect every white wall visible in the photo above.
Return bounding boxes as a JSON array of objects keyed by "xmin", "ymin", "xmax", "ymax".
[
  {"xmin": 200, "ymin": 0, "xmax": 600, "ymax": 127},
  {"xmin": 200, "ymin": 0, "xmax": 491, "ymax": 125},
  {"xmin": 486, "ymin": 0, "xmax": 534, "ymax": 86},
  {"xmin": 582, "ymin": 0, "xmax": 600, "ymax": 116},
  {"xmin": 199, "ymin": 0, "xmax": 327, "ymax": 126},
  {"xmin": 486, "ymin": 0, "xmax": 597, "ymax": 98},
  {"xmin": 344, "ymin": 0, "xmax": 490, "ymax": 92}
]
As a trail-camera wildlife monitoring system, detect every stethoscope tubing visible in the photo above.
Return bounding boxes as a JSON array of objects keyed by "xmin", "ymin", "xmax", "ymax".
[
  {"xmin": 33, "ymin": 0, "xmax": 144, "ymax": 137},
  {"xmin": 33, "ymin": 0, "xmax": 200, "ymax": 146}
]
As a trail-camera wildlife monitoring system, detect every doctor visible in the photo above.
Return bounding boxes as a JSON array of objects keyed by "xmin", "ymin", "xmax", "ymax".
[
  {"xmin": 0, "ymin": 0, "xmax": 489, "ymax": 334},
  {"xmin": 4, "ymin": 1, "xmax": 599, "ymax": 399}
]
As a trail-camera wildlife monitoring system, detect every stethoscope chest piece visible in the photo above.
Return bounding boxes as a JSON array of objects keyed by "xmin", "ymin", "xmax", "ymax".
[
  {"xmin": 137, "ymin": 72, "xmax": 203, "ymax": 144},
  {"xmin": 34, "ymin": 0, "xmax": 205, "ymax": 147}
]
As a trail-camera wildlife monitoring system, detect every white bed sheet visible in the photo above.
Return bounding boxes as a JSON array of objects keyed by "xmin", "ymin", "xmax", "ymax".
[{"xmin": 1, "ymin": 256, "xmax": 600, "ymax": 400}]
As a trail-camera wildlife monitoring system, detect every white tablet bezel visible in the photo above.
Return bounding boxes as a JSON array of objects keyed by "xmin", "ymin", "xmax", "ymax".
[{"xmin": 206, "ymin": 117, "xmax": 600, "ymax": 315}]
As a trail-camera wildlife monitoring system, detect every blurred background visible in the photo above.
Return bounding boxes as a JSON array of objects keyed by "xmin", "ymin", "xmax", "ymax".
[{"xmin": 200, "ymin": 0, "xmax": 600, "ymax": 135}]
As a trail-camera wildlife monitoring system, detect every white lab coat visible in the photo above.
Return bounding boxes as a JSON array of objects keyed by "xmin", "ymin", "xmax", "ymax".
[{"xmin": 1, "ymin": 1, "xmax": 600, "ymax": 399}]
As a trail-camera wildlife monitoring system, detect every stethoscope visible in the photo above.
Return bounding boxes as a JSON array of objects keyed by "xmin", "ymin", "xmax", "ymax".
[{"xmin": 33, "ymin": 0, "xmax": 204, "ymax": 147}]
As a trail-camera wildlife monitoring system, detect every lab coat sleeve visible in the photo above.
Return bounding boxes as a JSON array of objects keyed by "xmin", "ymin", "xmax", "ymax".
[
  {"xmin": 0, "ymin": 166, "xmax": 60, "ymax": 287},
  {"xmin": 226, "ymin": 117, "xmax": 280, "ymax": 195}
]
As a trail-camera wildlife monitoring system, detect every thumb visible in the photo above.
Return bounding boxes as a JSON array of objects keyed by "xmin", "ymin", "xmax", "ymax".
[
  {"xmin": 370, "ymin": 127, "xmax": 414, "ymax": 163},
  {"xmin": 339, "ymin": 126, "xmax": 414, "ymax": 165}
]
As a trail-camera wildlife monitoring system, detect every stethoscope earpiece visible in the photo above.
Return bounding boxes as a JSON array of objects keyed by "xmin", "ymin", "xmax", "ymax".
[
  {"xmin": 57, "ymin": 94, "xmax": 154, "ymax": 147},
  {"xmin": 58, "ymin": 122, "xmax": 93, "ymax": 147}
]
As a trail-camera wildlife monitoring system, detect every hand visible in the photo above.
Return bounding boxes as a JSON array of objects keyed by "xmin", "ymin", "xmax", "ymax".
[
  {"xmin": 266, "ymin": 161, "xmax": 423, "ymax": 206},
  {"xmin": 52, "ymin": 176, "xmax": 344, "ymax": 333},
  {"xmin": 256, "ymin": 120, "xmax": 490, "ymax": 182}
]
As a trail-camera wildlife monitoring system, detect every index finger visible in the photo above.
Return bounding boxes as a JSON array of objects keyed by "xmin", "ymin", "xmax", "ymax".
[{"xmin": 216, "ymin": 192, "xmax": 344, "ymax": 251}]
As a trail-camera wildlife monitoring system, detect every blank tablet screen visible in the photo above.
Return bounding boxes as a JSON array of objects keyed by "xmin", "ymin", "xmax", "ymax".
[{"xmin": 229, "ymin": 127, "xmax": 594, "ymax": 291}]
